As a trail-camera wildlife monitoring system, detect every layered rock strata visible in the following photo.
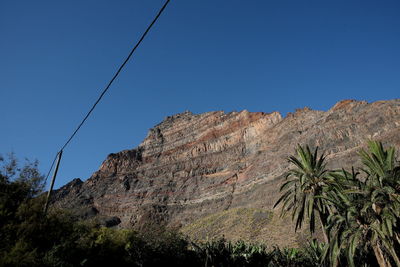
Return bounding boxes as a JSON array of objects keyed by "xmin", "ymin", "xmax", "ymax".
[{"xmin": 53, "ymin": 99, "xmax": 400, "ymax": 231}]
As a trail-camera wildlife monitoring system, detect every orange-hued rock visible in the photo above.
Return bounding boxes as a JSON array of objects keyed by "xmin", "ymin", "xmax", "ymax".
[{"xmin": 52, "ymin": 99, "xmax": 400, "ymax": 233}]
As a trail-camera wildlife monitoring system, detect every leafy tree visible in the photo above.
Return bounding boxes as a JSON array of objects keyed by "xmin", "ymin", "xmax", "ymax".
[
  {"xmin": 320, "ymin": 141, "xmax": 400, "ymax": 267},
  {"xmin": 359, "ymin": 142, "xmax": 400, "ymax": 266},
  {"xmin": 0, "ymin": 153, "xmax": 46, "ymax": 264},
  {"xmin": 274, "ymin": 145, "xmax": 332, "ymax": 243}
]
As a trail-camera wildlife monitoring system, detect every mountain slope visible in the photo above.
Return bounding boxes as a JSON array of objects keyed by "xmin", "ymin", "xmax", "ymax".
[{"xmin": 52, "ymin": 99, "xmax": 400, "ymax": 244}]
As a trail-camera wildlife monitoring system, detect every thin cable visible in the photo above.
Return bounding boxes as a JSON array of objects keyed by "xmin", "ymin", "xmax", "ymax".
[
  {"xmin": 59, "ymin": 0, "xmax": 171, "ymax": 152},
  {"xmin": 44, "ymin": 152, "xmax": 58, "ymax": 184}
]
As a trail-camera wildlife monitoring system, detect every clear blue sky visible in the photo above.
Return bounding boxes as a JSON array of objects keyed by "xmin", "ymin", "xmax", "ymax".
[{"xmin": 1, "ymin": 0, "xmax": 399, "ymax": 189}]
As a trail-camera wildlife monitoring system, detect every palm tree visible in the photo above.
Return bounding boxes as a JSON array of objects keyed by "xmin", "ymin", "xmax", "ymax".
[
  {"xmin": 358, "ymin": 141, "xmax": 400, "ymax": 266},
  {"xmin": 324, "ymin": 141, "xmax": 400, "ymax": 267},
  {"xmin": 274, "ymin": 144, "xmax": 332, "ymax": 243},
  {"xmin": 323, "ymin": 171, "xmax": 371, "ymax": 267}
]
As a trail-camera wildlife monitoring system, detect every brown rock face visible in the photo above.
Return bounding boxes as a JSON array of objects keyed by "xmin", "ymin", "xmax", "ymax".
[{"xmin": 52, "ymin": 99, "xmax": 400, "ymax": 233}]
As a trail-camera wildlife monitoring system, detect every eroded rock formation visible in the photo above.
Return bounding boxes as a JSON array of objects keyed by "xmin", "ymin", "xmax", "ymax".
[{"xmin": 52, "ymin": 99, "xmax": 400, "ymax": 235}]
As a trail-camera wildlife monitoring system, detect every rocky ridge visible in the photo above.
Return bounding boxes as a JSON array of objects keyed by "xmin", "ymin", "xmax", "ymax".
[{"xmin": 52, "ymin": 99, "xmax": 400, "ymax": 243}]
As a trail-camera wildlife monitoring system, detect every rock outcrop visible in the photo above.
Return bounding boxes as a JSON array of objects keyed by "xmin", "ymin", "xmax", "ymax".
[{"xmin": 52, "ymin": 99, "xmax": 400, "ymax": 242}]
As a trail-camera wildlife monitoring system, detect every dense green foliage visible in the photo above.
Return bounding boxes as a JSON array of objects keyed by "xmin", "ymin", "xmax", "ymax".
[{"xmin": 276, "ymin": 141, "xmax": 400, "ymax": 267}]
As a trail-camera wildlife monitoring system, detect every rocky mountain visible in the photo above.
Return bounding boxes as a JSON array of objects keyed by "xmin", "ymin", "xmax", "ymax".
[{"xmin": 52, "ymin": 99, "xmax": 400, "ymax": 246}]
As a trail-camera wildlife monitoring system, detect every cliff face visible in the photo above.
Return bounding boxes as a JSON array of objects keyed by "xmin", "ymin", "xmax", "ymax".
[{"xmin": 53, "ymin": 99, "xmax": 400, "ymax": 235}]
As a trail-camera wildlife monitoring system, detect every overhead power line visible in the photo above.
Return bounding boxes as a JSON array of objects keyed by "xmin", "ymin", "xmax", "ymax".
[
  {"xmin": 43, "ymin": 0, "xmax": 171, "ymax": 214},
  {"xmin": 44, "ymin": 152, "xmax": 58, "ymax": 184},
  {"xmin": 60, "ymin": 0, "xmax": 171, "ymax": 152}
]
